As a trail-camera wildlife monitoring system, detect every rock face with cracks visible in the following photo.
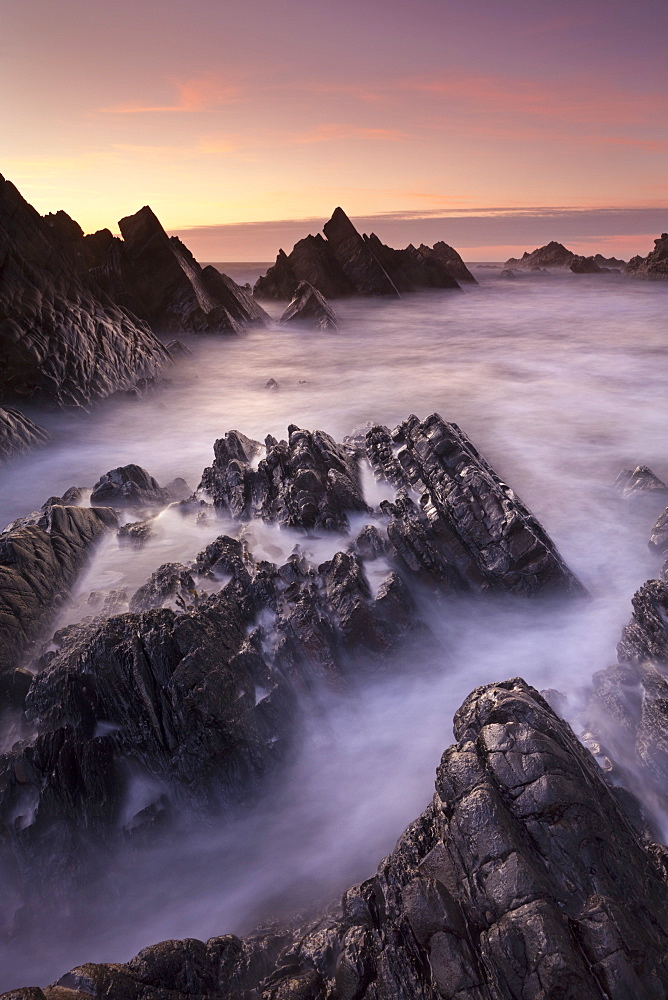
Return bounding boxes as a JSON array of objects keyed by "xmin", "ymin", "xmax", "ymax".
[
  {"xmin": 254, "ymin": 208, "xmax": 461, "ymax": 300},
  {"xmin": 14, "ymin": 678, "xmax": 668, "ymax": 1000},
  {"xmin": 0, "ymin": 504, "xmax": 117, "ymax": 696},
  {"xmin": 626, "ymin": 234, "xmax": 668, "ymax": 279},
  {"xmin": 416, "ymin": 241, "xmax": 478, "ymax": 284},
  {"xmin": 0, "ymin": 175, "xmax": 170, "ymax": 408},
  {"xmin": 0, "ymin": 407, "xmax": 48, "ymax": 462},
  {"xmin": 279, "ymin": 281, "xmax": 339, "ymax": 330}
]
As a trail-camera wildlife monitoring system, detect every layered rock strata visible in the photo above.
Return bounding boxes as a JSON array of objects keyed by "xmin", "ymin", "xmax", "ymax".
[
  {"xmin": 14, "ymin": 678, "xmax": 668, "ymax": 1000},
  {"xmin": 254, "ymin": 208, "xmax": 461, "ymax": 299},
  {"xmin": 279, "ymin": 281, "xmax": 339, "ymax": 330},
  {"xmin": 0, "ymin": 407, "xmax": 49, "ymax": 462}
]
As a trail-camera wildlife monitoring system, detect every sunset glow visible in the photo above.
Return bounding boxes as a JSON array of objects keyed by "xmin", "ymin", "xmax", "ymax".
[{"xmin": 4, "ymin": 0, "xmax": 667, "ymax": 258}]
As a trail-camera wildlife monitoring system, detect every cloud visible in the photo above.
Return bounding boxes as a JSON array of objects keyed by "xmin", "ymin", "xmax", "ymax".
[
  {"xmin": 99, "ymin": 75, "xmax": 239, "ymax": 113},
  {"xmin": 295, "ymin": 124, "xmax": 405, "ymax": 143}
]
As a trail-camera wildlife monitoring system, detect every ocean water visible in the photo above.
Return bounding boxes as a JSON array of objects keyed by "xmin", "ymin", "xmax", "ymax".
[{"xmin": 1, "ymin": 266, "xmax": 667, "ymax": 988}]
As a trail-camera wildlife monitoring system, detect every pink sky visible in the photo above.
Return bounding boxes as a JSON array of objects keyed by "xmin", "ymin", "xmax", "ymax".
[{"xmin": 3, "ymin": 0, "xmax": 666, "ymax": 258}]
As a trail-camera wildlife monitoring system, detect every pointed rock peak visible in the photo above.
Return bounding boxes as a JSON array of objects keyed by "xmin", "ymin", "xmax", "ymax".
[
  {"xmin": 323, "ymin": 206, "xmax": 360, "ymax": 244},
  {"xmin": 118, "ymin": 205, "xmax": 166, "ymax": 245}
]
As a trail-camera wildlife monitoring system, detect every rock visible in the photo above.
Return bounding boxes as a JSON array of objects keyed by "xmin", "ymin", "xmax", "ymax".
[
  {"xmin": 165, "ymin": 339, "xmax": 193, "ymax": 357},
  {"xmin": 416, "ymin": 241, "xmax": 477, "ymax": 283},
  {"xmin": 617, "ymin": 578, "xmax": 668, "ymax": 666},
  {"xmin": 570, "ymin": 255, "xmax": 604, "ymax": 273},
  {"xmin": 499, "ymin": 268, "xmax": 518, "ymax": 279},
  {"xmin": 0, "ymin": 407, "xmax": 49, "ymax": 462},
  {"xmin": 279, "ymin": 281, "xmax": 339, "ymax": 330},
  {"xmin": 200, "ymin": 425, "xmax": 369, "ymax": 531},
  {"xmin": 626, "ymin": 234, "xmax": 668, "ymax": 279},
  {"xmin": 0, "ymin": 505, "xmax": 117, "ymax": 694},
  {"xmin": 366, "ymin": 414, "xmax": 584, "ymax": 596},
  {"xmin": 90, "ymin": 464, "xmax": 168, "ymax": 509},
  {"xmin": 128, "ymin": 562, "xmax": 196, "ymax": 612},
  {"xmin": 505, "ymin": 241, "xmax": 577, "ymax": 268},
  {"xmin": 650, "ymin": 507, "xmax": 668, "ymax": 555},
  {"xmin": 0, "ymin": 174, "xmax": 170, "ymax": 408},
  {"xmin": 163, "ymin": 477, "xmax": 193, "ymax": 502},
  {"xmin": 265, "ymin": 378, "xmax": 280, "ymax": 391},
  {"xmin": 615, "ymin": 465, "xmax": 668, "ymax": 499},
  {"xmin": 254, "ymin": 208, "xmax": 460, "ymax": 300},
  {"xmin": 26, "ymin": 678, "xmax": 668, "ymax": 1000},
  {"xmin": 116, "ymin": 207, "xmax": 270, "ymax": 334},
  {"xmin": 594, "ymin": 253, "xmax": 626, "ymax": 267}
]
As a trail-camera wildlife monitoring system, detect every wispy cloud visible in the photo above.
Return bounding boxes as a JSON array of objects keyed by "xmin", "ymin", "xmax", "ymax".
[
  {"xmin": 99, "ymin": 75, "xmax": 239, "ymax": 113},
  {"xmin": 295, "ymin": 124, "xmax": 404, "ymax": 143}
]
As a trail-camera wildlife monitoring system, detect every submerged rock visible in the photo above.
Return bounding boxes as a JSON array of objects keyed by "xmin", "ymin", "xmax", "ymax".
[
  {"xmin": 255, "ymin": 207, "xmax": 460, "ymax": 300},
  {"xmin": 0, "ymin": 175, "xmax": 170, "ymax": 408},
  {"xmin": 280, "ymin": 281, "xmax": 339, "ymax": 330},
  {"xmin": 22, "ymin": 678, "xmax": 668, "ymax": 1000},
  {"xmin": 0, "ymin": 407, "xmax": 49, "ymax": 462}
]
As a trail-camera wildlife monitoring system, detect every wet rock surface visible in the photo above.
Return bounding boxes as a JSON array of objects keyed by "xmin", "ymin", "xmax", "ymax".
[
  {"xmin": 90, "ymin": 464, "xmax": 169, "ymax": 510},
  {"xmin": 0, "ymin": 408, "xmax": 49, "ymax": 463},
  {"xmin": 0, "ymin": 504, "xmax": 117, "ymax": 697},
  {"xmin": 626, "ymin": 233, "xmax": 668, "ymax": 279},
  {"xmin": 365, "ymin": 414, "xmax": 584, "ymax": 596},
  {"xmin": 254, "ymin": 208, "xmax": 461, "ymax": 300},
  {"xmin": 279, "ymin": 281, "xmax": 339, "ymax": 330},
  {"xmin": 15, "ymin": 678, "xmax": 668, "ymax": 1000},
  {"xmin": 615, "ymin": 465, "xmax": 668, "ymax": 500},
  {"xmin": 0, "ymin": 175, "xmax": 170, "ymax": 408}
]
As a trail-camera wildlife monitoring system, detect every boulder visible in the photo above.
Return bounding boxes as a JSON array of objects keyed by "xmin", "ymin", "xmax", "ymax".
[
  {"xmin": 626, "ymin": 234, "xmax": 668, "ymax": 279},
  {"xmin": 0, "ymin": 407, "xmax": 48, "ymax": 462},
  {"xmin": 279, "ymin": 281, "xmax": 339, "ymax": 330},
  {"xmin": 89, "ymin": 464, "xmax": 168, "ymax": 509},
  {"xmin": 21, "ymin": 679, "xmax": 668, "ymax": 1000},
  {"xmin": 570, "ymin": 255, "xmax": 605, "ymax": 273},
  {"xmin": 255, "ymin": 208, "xmax": 460, "ymax": 300},
  {"xmin": 0, "ymin": 175, "xmax": 170, "ymax": 408},
  {"xmin": 615, "ymin": 465, "xmax": 668, "ymax": 500},
  {"xmin": 0, "ymin": 504, "xmax": 117, "ymax": 692}
]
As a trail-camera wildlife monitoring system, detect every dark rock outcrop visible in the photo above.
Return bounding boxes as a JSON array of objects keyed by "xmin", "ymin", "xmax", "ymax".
[
  {"xmin": 0, "ymin": 407, "xmax": 49, "ymax": 462},
  {"xmin": 200, "ymin": 425, "xmax": 370, "ymax": 531},
  {"xmin": 615, "ymin": 466, "xmax": 668, "ymax": 500},
  {"xmin": 0, "ymin": 175, "xmax": 170, "ymax": 408},
  {"xmin": 116, "ymin": 207, "xmax": 269, "ymax": 334},
  {"xmin": 254, "ymin": 208, "xmax": 460, "ymax": 300},
  {"xmin": 90, "ymin": 464, "xmax": 168, "ymax": 509},
  {"xmin": 505, "ymin": 241, "xmax": 576, "ymax": 269},
  {"xmin": 280, "ymin": 281, "xmax": 339, "ymax": 330},
  {"xmin": 626, "ymin": 234, "xmax": 668, "ymax": 280},
  {"xmin": 365, "ymin": 414, "xmax": 584, "ymax": 597},
  {"xmin": 650, "ymin": 507, "xmax": 668, "ymax": 557},
  {"xmin": 19, "ymin": 678, "xmax": 668, "ymax": 1000},
  {"xmin": 416, "ymin": 241, "xmax": 477, "ymax": 283},
  {"xmin": 569, "ymin": 255, "xmax": 605, "ymax": 274},
  {"xmin": 0, "ymin": 504, "xmax": 117, "ymax": 693},
  {"xmin": 617, "ymin": 578, "xmax": 668, "ymax": 666}
]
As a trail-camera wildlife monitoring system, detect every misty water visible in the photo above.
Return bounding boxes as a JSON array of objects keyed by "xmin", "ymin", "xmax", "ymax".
[{"xmin": 2, "ymin": 267, "xmax": 667, "ymax": 989}]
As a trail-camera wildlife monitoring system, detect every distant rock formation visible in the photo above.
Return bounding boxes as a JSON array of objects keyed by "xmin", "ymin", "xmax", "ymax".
[
  {"xmin": 0, "ymin": 407, "xmax": 48, "ymax": 462},
  {"xmin": 279, "ymin": 280, "xmax": 339, "ymax": 330},
  {"xmin": 416, "ymin": 240, "xmax": 477, "ymax": 283},
  {"xmin": 505, "ymin": 241, "xmax": 577, "ymax": 268},
  {"xmin": 570, "ymin": 255, "xmax": 605, "ymax": 274},
  {"xmin": 0, "ymin": 175, "xmax": 170, "ymax": 408},
  {"xmin": 626, "ymin": 233, "xmax": 668, "ymax": 279},
  {"xmin": 254, "ymin": 207, "xmax": 461, "ymax": 299}
]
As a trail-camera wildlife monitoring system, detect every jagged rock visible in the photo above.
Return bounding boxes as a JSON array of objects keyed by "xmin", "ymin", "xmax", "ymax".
[
  {"xmin": 24, "ymin": 679, "xmax": 668, "ymax": 1000},
  {"xmin": 650, "ymin": 508, "xmax": 668, "ymax": 555},
  {"xmin": 615, "ymin": 466, "xmax": 668, "ymax": 499},
  {"xmin": 617, "ymin": 579, "xmax": 668, "ymax": 665},
  {"xmin": 594, "ymin": 253, "xmax": 626, "ymax": 267},
  {"xmin": 0, "ymin": 175, "xmax": 170, "ymax": 408},
  {"xmin": 90, "ymin": 464, "xmax": 168, "ymax": 509},
  {"xmin": 200, "ymin": 425, "xmax": 369, "ymax": 531},
  {"xmin": 626, "ymin": 234, "xmax": 668, "ymax": 279},
  {"xmin": 570, "ymin": 255, "xmax": 605, "ymax": 273},
  {"xmin": 265, "ymin": 378, "xmax": 280, "ymax": 391},
  {"xmin": 505, "ymin": 241, "xmax": 577, "ymax": 269},
  {"xmin": 116, "ymin": 207, "xmax": 270, "ymax": 334},
  {"xmin": 0, "ymin": 407, "xmax": 49, "ymax": 462},
  {"xmin": 254, "ymin": 208, "xmax": 460, "ymax": 300},
  {"xmin": 280, "ymin": 281, "xmax": 339, "ymax": 330},
  {"xmin": 163, "ymin": 477, "xmax": 193, "ymax": 502},
  {"xmin": 0, "ymin": 505, "xmax": 117, "ymax": 693},
  {"xmin": 416, "ymin": 241, "xmax": 477, "ymax": 283},
  {"xmin": 128, "ymin": 562, "xmax": 196, "ymax": 612},
  {"xmin": 366, "ymin": 415, "xmax": 584, "ymax": 597},
  {"xmin": 165, "ymin": 339, "xmax": 193, "ymax": 356}
]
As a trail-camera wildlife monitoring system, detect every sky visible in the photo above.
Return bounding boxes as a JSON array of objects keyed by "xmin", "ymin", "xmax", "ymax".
[{"xmin": 2, "ymin": 0, "xmax": 667, "ymax": 259}]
